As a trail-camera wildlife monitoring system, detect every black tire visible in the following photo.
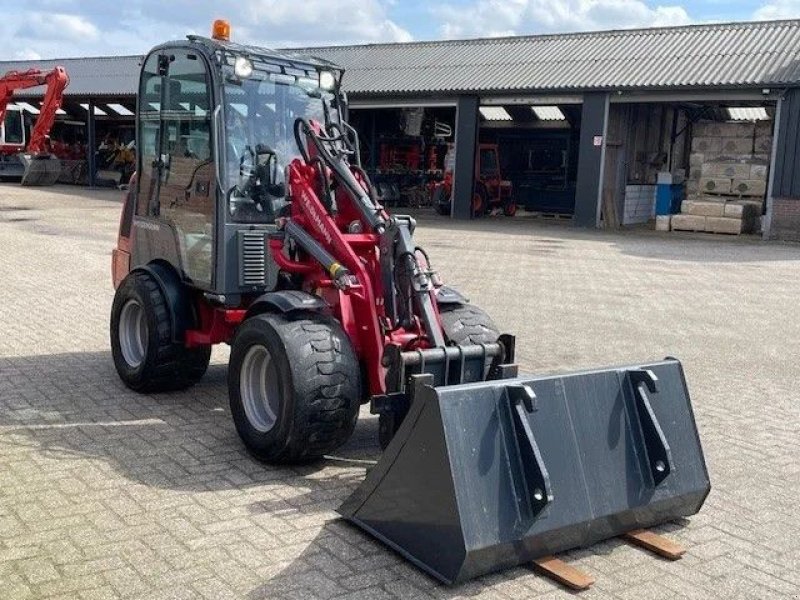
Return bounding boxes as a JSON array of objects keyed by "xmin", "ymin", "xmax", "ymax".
[
  {"xmin": 433, "ymin": 185, "xmax": 451, "ymax": 216},
  {"xmin": 473, "ymin": 183, "xmax": 488, "ymax": 218},
  {"xmin": 228, "ymin": 312, "xmax": 360, "ymax": 464},
  {"xmin": 110, "ymin": 271, "xmax": 211, "ymax": 393},
  {"xmin": 439, "ymin": 303, "xmax": 500, "ymax": 346},
  {"xmin": 378, "ymin": 303, "xmax": 499, "ymax": 450}
]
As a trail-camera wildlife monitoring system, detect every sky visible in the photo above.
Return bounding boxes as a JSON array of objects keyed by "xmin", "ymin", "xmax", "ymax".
[{"xmin": 2, "ymin": 0, "xmax": 799, "ymax": 61}]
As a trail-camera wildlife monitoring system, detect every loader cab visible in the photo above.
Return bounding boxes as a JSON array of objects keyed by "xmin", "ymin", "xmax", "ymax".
[{"xmin": 127, "ymin": 35, "xmax": 343, "ymax": 304}]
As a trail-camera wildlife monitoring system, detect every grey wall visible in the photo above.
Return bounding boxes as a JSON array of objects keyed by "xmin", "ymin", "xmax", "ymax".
[
  {"xmin": 452, "ymin": 96, "xmax": 479, "ymax": 219},
  {"xmin": 772, "ymin": 88, "xmax": 800, "ymax": 199},
  {"xmin": 573, "ymin": 93, "xmax": 610, "ymax": 227}
]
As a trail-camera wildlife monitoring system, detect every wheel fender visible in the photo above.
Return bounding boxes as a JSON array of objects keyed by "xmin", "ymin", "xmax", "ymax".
[
  {"xmin": 245, "ymin": 290, "xmax": 328, "ymax": 319},
  {"xmin": 130, "ymin": 262, "xmax": 193, "ymax": 343},
  {"xmin": 435, "ymin": 285, "xmax": 469, "ymax": 305}
]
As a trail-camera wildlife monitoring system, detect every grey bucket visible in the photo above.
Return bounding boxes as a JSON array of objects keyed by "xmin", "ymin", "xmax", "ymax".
[
  {"xmin": 339, "ymin": 358, "xmax": 710, "ymax": 585},
  {"xmin": 20, "ymin": 154, "xmax": 62, "ymax": 186}
]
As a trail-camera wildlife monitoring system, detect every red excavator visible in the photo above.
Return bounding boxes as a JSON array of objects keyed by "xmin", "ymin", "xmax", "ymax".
[{"xmin": 0, "ymin": 67, "xmax": 69, "ymax": 185}]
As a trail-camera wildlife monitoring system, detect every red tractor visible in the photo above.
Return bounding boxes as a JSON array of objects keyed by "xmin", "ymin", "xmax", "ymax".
[
  {"xmin": 434, "ymin": 143, "xmax": 516, "ymax": 217},
  {"xmin": 0, "ymin": 67, "xmax": 69, "ymax": 185},
  {"xmin": 110, "ymin": 22, "xmax": 709, "ymax": 586}
]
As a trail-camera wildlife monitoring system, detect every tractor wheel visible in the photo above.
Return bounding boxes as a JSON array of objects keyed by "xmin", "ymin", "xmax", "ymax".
[
  {"xmin": 433, "ymin": 185, "xmax": 451, "ymax": 216},
  {"xmin": 110, "ymin": 271, "xmax": 211, "ymax": 393},
  {"xmin": 472, "ymin": 184, "xmax": 488, "ymax": 218},
  {"xmin": 228, "ymin": 312, "xmax": 360, "ymax": 464},
  {"xmin": 503, "ymin": 201, "xmax": 517, "ymax": 217},
  {"xmin": 439, "ymin": 303, "xmax": 500, "ymax": 346}
]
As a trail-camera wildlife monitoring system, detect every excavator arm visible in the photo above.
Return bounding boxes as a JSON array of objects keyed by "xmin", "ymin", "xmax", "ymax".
[
  {"xmin": 0, "ymin": 67, "xmax": 69, "ymax": 185},
  {"xmin": 0, "ymin": 67, "xmax": 69, "ymax": 153}
]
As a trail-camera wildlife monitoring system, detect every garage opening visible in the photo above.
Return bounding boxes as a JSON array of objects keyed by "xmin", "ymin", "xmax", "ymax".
[
  {"xmin": 602, "ymin": 100, "xmax": 776, "ymax": 236},
  {"xmin": 347, "ymin": 105, "xmax": 457, "ymax": 211},
  {"xmin": 479, "ymin": 102, "xmax": 581, "ymax": 217}
]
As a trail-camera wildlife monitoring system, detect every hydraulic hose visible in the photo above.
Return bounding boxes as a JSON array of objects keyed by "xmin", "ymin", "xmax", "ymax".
[{"xmin": 294, "ymin": 118, "xmax": 385, "ymax": 233}]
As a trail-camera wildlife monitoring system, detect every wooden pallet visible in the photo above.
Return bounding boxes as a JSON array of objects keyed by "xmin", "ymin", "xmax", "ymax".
[
  {"xmin": 525, "ymin": 211, "xmax": 573, "ymax": 221},
  {"xmin": 529, "ymin": 529, "xmax": 686, "ymax": 592}
]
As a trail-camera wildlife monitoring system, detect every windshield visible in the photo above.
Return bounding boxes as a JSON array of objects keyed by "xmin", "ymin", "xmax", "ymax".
[{"xmin": 223, "ymin": 63, "xmax": 338, "ymax": 223}]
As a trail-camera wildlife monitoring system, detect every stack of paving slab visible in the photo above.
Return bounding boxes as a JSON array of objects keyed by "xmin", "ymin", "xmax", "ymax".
[
  {"xmin": 671, "ymin": 198, "xmax": 761, "ymax": 234},
  {"xmin": 673, "ymin": 120, "xmax": 770, "ymax": 235}
]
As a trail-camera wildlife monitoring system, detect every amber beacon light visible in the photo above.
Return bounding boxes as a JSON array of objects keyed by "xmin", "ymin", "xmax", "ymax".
[{"xmin": 212, "ymin": 19, "xmax": 231, "ymax": 41}]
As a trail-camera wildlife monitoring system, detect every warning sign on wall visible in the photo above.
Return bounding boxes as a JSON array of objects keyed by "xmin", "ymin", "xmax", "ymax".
[{"xmin": 593, "ymin": 135, "xmax": 603, "ymax": 147}]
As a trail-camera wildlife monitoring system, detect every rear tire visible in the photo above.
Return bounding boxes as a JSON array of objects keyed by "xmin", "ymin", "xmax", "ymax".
[
  {"xmin": 228, "ymin": 312, "xmax": 360, "ymax": 464},
  {"xmin": 110, "ymin": 271, "xmax": 211, "ymax": 393}
]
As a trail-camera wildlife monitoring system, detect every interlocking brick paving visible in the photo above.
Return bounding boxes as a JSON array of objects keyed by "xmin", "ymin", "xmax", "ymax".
[{"xmin": 1, "ymin": 183, "xmax": 798, "ymax": 599}]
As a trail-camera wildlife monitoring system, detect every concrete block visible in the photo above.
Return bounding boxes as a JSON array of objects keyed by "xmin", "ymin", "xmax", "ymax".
[
  {"xmin": 700, "ymin": 177, "xmax": 732, "ymax": 194},
  {"xmin": 754, "ymin": 136, "xmax": 773, "ymax": 154},
  {"xmin": 724, "ymin": 202, "xmax": 760, "ymax": 219},
  {"xmin": 731, "ymin": 179, "xmax": 767, "ymax": 197},
  {"xmin": 707, "ymin": 162, "xmax": 752, "ymax": 179},
  {"xmin": 694, "ymin": 122, "xmax": 754, "ymax": 138},
  {"xmin": 705, "ymin": 216, "xmax": 745, "ymax": 235},
  {"xmin": 682, "ymin": 200, "xmax": 725, "ymax": 217},
  {"xmin": 719, "ymin": 122, "xmax": 756, "ymax": 138},
  {"xmin": 692, "ymin": 137, "xmax": 722, "ymax": 154},
  {"xmin": 655, "ymin": 215, "xmax": 671, "ymax": 231},
  {"xmin": 686, "ymin": 180, "xmax": 699, "ymax": 197},
  {"xmin": 689, "ymin": 153, "xmax": 705, "ymax": 168},
  {"xmin": 750, "ymin": 164, "xmax": 769, "ymax": 181},
  {"xmin": 720, "ymin": 138, "xmax": 753, "ymax": 155},
  {"xmin": 671, "ymin": 214, "xmax": 707, "ymax": 231},
  {"xmin": 756, "ymin": 120, "xmax": 774, "ymax": 137}
]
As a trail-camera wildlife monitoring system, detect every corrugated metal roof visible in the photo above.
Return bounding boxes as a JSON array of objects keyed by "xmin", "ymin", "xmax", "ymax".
[
  {"xmin": 1, "ymin": 20, "xmax": 799, "ymax": 99},
  {"xmin": 293, "ymin": 20, "xmax": 800, "ymax": 95},
  {"xmin": 0, "ymin": 56, "xmax": 141, "ymax": 97}
]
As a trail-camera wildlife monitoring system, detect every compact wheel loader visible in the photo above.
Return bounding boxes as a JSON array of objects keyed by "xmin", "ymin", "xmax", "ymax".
[{"xmin": 111, "ymin": 22, "xmax": 710, "ymax": 586}]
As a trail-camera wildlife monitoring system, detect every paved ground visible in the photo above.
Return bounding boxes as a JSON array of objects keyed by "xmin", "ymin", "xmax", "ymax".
[{"xmin": 0, "ymin": 183, "xmax": 798, "ymax": 600}]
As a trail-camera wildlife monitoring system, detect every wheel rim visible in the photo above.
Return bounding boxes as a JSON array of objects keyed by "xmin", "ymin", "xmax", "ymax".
[
  {"xmin": 240, "ymin": 344, "xmax": 281, "ymax": 433},
  {"xmin": 119, "ymin": 299, "xmax": 148, "ymax": 368}
]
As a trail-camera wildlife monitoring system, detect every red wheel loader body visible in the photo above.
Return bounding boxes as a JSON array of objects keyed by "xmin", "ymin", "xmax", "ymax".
[{"xmin": 111, "ymin": 22, "xmax": 709, "ymax": 587}]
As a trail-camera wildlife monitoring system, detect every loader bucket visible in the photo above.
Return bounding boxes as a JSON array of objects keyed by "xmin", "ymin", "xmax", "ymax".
[
  {"xmin": 339, "ymin": 358, "xmax": 710, "ymax": 585},
  {"xmin": 20, "ymin": 154, "xmax": 62, "ymax": 186}
]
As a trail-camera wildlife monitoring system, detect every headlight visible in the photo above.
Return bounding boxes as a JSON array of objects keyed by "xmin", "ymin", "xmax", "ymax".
[
  {"xmin": 319, "ymin": 70, "xmax": 336, "ymax": 91},
  {"xmin": 234, "ymin": 56, "xmax": 253, "ymax": 79}
]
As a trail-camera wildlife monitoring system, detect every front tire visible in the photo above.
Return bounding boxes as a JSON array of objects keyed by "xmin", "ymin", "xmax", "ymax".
[
  {"xmin": 378, "ymin": 303, "xmax": 500, "ymax": 450},
  {"xmin": 110, "ymin": 271, "xmax": 211, "ymax": 393},
  {"xmin": 439, "ymin": 303, "xmax": 500, "ymax": 346},
  {"xmin": 228, "ymin": 312, "xmax": 361, "ymax": 464}
]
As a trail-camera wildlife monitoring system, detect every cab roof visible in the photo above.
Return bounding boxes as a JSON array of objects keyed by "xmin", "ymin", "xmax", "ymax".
[{"xmin": 186, "ymin": 35, "xmax": 343, "ymax": 75}]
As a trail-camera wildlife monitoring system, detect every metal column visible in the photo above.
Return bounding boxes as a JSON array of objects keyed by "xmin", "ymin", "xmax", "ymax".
[
  {"xmin": 763, "ymin": 96, "xmax": 783, "ymax": 240},
  {"xmin": 573, "ymin": 93, "xmax": 610, "ymax": 227},
  {"xmin": 452, "ymin": 96, "xmax": 479, "ymax": 220},
  {"xmin": 86, "ymin": 99, "xmax": 97, "ymax": 187}
]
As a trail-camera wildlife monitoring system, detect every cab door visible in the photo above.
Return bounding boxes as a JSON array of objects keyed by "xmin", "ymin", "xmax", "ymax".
[{"xmin": 135, "ymin": 49, "xmax": 217, "ymax": 289}]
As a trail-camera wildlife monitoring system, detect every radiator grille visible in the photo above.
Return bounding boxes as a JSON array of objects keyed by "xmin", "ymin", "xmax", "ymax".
[{"xmin": 239, "ymin": 230, "xmax": 267, "ymax": 287}]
